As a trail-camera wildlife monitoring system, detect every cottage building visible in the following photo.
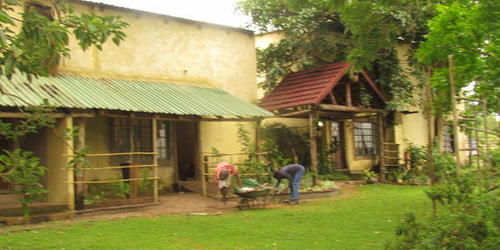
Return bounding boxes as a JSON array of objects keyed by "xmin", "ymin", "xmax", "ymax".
[
  {"xmin": 255, "ymin": 32, "xmax": 470, "ymax": 179},
  {"xmin": 0, "ymin": 0, "xmax": 271, "ymax": 212}
]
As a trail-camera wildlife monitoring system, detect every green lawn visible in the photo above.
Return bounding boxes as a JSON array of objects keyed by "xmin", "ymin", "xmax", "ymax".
[{"xmin": 0, "ymin": 184, "xmax": 431, "ymax": 249}]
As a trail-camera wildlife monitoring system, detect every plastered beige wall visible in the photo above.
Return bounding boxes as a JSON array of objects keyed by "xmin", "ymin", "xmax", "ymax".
[
  {"xmin": 395, "ymin": 45, "xmax": 469, "ymax": 165},
  {"xmin": 61, "ymin": 2, "xmax": 257, "ymax": 102},
  {"xmin": 58, "ymin": 2, "xmax": 261, "ymax": 170},
  {"xmin": 46, "ymin": 117, "xmax": 74, "ymax": 208}
]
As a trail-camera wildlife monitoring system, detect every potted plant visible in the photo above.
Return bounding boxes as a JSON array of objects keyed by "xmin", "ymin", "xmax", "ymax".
[{"xmin": 363, "ymin": 169, "xmax": 378, "ymax": 184}]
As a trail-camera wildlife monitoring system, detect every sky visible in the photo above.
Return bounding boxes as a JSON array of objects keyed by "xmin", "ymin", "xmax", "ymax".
[{"xmin": 85, "ymin": 0, "xmax": 251, "ymax": 28}]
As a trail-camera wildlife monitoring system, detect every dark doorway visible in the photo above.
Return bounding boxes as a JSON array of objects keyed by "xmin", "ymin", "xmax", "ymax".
[
  {"xmin": 331, "ymin": 121, "xmax": 346, "ymax": 169},
  {"xmin": 176, "ymin": 121, "xmax": 198, "ymax": 181}
]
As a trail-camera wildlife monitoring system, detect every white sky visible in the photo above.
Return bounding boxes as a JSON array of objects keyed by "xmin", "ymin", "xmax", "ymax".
[{"xmin": 85, "ymin": 0, "xmax": 251, "ymax": 28}]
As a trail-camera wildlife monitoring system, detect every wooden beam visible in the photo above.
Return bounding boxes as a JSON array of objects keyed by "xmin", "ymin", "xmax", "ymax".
[
  {"xmin": 152, "ymin": 117, "xmax": 159, "ymax": 203},
  {"xmin": 448, "ymin": 55, "xmax": 461, "ymax": 170},
  {"xmin": 378, "ymin": 114, "xmax": 386, "ymax": 182},
  {"xmin": 200, "ymin": 117, "xmax": 265, "ymax": 122},
  {"xmin": 0, "ymin": 112, "xmax": 64, "ymax": 118},
  {"xmin": 361, "ymin": 70, "xmax": 387, "ymax": 103},
  {"xmin": 482, "ymin": 100, "xmax": 490, "ymax": 163},
  {"xmin": 345, "ymin": 82, "xmax": 352, "ymax": 106},
  {"xmin": 309, "ymin": 112, "xmax": 318, "ymax": 186},
  {"xmin": 275, "ymin": 109, "xmax": 312, "ymax": 118},
  {"xmin": 329, "ymin": 93, "xmax": 338, "ymax": 105},
  {"xmin": 319, "ymin": 104, "xmax": 383, "ymax": 113},
  {"xmin": 74, "ymin": 118, "xmax": 86, "ymax": 210},
  {"xmin": 0, "ymin": 112, "xmax": 95, "ymax": 118}
]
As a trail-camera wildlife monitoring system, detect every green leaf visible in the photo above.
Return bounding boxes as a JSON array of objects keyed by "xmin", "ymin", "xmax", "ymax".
[
  {"xmin": 4, "ymin": 55, "xmax": 16, "ymax": 75},
  {"xmin": 0, "ymin": 30, "xmax": 7, "ymax": 45},
  {"xmin": 0, "ymin": 10, "xmax": 15, "ymax": 25}
]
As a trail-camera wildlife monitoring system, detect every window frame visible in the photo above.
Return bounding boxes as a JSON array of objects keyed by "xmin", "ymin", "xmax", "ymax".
[{"xmin": 353, "ymin": 121, "xmax": 378, "ymax": 158}]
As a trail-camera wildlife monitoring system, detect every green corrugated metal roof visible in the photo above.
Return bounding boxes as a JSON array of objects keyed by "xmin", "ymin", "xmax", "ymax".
[{"xmin": 0, "ymin": 74, "xmax": 273, "ymax": 118}]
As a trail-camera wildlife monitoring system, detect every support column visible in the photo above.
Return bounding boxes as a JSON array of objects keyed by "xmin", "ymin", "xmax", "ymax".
[
  {"xmin": 74, "ymin": 118, "xmax": 86, "ymax": 210},
  {"xmin": 482, "ymin": 101, "xmax": 489, "ymax": 165},
  {"xmin": 309, "ymin": 112, "xmax": 318, "ymax": 186},
  {"xmin": 378, "ymin": 114, "xmax": 386, "ymax": 182},
  {"xmin": 448, "ymin": 55, "xmax": 461, "ymax": 170},
  {"xmin": 47, "ymin": 116, "xmax": 74, "ymax": 209},
  {"xmin": 152, "ymin": 117, "xmax": 159, "ymax": 203},
  {"xmin": 346, "ymin": 82, "xmax": 352, "ymax": 106}
]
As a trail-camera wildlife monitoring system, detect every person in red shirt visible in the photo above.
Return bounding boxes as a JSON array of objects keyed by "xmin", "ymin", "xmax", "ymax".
[{"xmin": 214, "ymin": 162, "xmax": 241, "ymax": 202}]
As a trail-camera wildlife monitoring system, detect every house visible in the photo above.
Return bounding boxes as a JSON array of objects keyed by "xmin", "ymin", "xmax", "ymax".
[
  {"xmin": 0, "ymin": 0, "xmax": 272, "ymax": 212},
  {"xmin": 255, "ymin": 32, "xmax": 471, "ymax": 180}
]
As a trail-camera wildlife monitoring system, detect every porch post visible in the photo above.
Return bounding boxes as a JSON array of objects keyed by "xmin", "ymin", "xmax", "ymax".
[
  {"xmin": 152, "ymin": 117, "xmax": 159, "ymax": 203},
  {"xmin": 309, "ymin": 112, "xmax": 318, "ymax": 186},
  {"xmin": 482, "ymin": 100, "xmax": 489, "ymax": 165},
  {"xmin": 346, "ymin": 82, "xmax": 352, "ymax": 107},
  {"xmin": 448, "ymin": 55, "xmax": 461, "ymax": 170},
  {"xmin": 48, "ymin": 116, "xmax": 75, "ymax": 209},
  {"xmin": 378, "ymin": 113, "xmax": 386, "ymax": 182},
  {"xmin": 74, "ymin": 118, "xmax": 86, "ymax": 210}
]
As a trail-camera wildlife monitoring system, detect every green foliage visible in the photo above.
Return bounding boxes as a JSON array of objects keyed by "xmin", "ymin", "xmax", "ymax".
[
  {"xmin": 0, "ymin": 100, "xmax": 55, "ymax": 140},
  {"xmin": 388, "ymin": 153, "xmax": 500, "ymax": 249},
  {"xmin": 416, "ymin": 0, "xmax": 499, "ymax": 112},
  {"xmin": 238, "ymin": 0, "xmax": 431, "ymax": 109},
  {"xmin": 0, "ymin": 0, "xmax": 128, "ymax": 79},
  {"xmin": 138, "ymin": 168, "xmax": 153, "ymax": 195},
  {"xmin": 85, "ymin": 182, "xmax": 130, "ymax": 204},
  {"xmin": 0, "ymin": 149, "xmax": 47, "ymax": 217},
  {"xmin": 236, "ymin": 123, "xmax": 268, "ymax": 175},
  {"xmin": 260, "ymin": 122, "xmax": 309, "ymax": 169},
  {"xmin": 318, "ymin": 171, "xmax": 351, "ymax": 181},
  {"xmin": 406, "ymin": 143, "xmax": 427, "ymax": 168}
]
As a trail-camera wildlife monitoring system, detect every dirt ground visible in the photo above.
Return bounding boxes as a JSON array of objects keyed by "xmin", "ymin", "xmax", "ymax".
[{"xmin": 0, "ymin": 182, "xmax": 360, "ymax": 233}]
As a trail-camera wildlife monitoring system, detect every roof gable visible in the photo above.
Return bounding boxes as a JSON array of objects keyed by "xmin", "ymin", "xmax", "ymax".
[{"xmin": 260, "ymin": 62, "xmax": 351, "ymax": 111}]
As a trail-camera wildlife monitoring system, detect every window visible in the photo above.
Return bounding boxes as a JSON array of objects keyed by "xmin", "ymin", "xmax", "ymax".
[
  {"xmin": 27, "ymin": 3, "xmax": 54, "ymax": 20},
  {"xmin": 443, "ymin": 125, "xmax": 455, "ymax": 153},
  {"xmin": 354, "ymin": 122, "xmax": 377, "ymax": 156},
  {"xmin": 110, "ymin": 118, "xmax": 152, "ymax": 164},
  {"xmin": 157, "ymin": 120, "xmax": 169, "ymax": 160}
]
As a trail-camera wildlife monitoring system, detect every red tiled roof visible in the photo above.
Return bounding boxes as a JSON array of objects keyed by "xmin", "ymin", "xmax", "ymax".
[{"xmin": 260, "ymin": 62, "xmax": 351, "ymax": 111}]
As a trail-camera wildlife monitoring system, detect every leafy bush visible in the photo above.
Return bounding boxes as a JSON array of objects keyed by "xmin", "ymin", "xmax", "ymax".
[
  {"xmin": 0, "ymin": 150, "xmax": 47, "ymax": 218},
  {"xmin": 319, "ymin": 171, "xmax": 351, "ymax": 181},
  {"xmin": 387, "ymin": 152, "xmax": 499, "ymax": 249},
  {"xmin": 260, "ymin": 122, "xmax": 309, "ymax": 169}
]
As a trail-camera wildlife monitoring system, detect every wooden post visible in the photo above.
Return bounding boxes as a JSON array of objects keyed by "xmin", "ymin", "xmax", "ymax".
[
  {"xmin": 255, "ymin": 119, "xmax": 262, "ymax": 162},
  {"xmin": 152, "ymin": 117, "xmax": 159, "ymax": 203},
  {"xmin": 475, "ymin": 120, "xmax": 480, "ymax": 169},
  {"xmin": 425, "ymin": 67, "xmax": 436, "ymax": 183},
  {"xmin": 482, "ymin": 100, "xmax": 489, "ymax": 165},
  {"xmin": 346, "ymin": 82, "xmax": 352, "ymax": 106},
  {"xmin": 309, "ymin": 112, "xmax": 318, "ymax": 186},
  {"xmin": 448, "ymin": 55, "xmax": 460, "ymax": 170},
  {"xmin": 75, "ymin": 118, "xmax": 86, "ymax": 210},
  {"xmin": 378, "ymin": 114, "xmax": 386, "ymax": 182},
  {"xmin": 201, "ymin": 155, "xmax": 208, "ymax": 196}
]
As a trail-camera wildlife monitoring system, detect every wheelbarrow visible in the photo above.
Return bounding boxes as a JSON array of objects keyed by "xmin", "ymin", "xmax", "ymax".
[{"xmin": 234, "ymin": 188, "xmax": 273, "ymax": 210}]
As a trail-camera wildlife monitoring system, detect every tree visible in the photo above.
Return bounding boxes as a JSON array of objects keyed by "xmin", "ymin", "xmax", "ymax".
[
  {"xmin": 238, "ymin": 0, "xmax": 435, "ymax": 110},
  {"xmin": 416, "ymin": 0, "xmax": 499, "ymax": 112}
]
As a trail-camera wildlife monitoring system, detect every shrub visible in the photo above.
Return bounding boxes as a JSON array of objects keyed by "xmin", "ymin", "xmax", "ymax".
[{"xmin": 0, "ymin": 150, "xmax": 47, "ymax": 218}]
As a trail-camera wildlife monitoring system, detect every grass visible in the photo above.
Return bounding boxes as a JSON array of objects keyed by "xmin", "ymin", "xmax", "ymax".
[{"xmin": 0, "ymin": 184, "xmax": 431, "ymax": 249}]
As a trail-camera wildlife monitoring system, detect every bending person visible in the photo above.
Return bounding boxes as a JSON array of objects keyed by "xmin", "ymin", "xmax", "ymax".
[
  {"xmin": 214, "ymin": 162, "xmax": 241, "ymax": 202},
  {"xmin": 273, "ymin": 164, "xmax": 306, "ymax": 204}
]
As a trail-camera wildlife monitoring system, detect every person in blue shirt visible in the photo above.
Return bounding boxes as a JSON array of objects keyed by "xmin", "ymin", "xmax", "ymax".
[{"xmin": 273, "ymin": 164, "xmax": 305, "ymax": 204}]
